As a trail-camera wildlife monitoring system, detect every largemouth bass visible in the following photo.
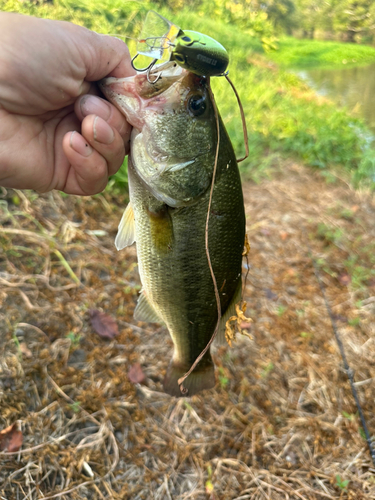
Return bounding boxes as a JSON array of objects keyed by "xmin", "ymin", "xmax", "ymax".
[{"xmin": 100, "ymin": 64, "xmax": 245, "ymax": 397}]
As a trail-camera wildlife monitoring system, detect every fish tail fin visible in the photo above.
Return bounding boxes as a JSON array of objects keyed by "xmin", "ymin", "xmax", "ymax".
[{"xmin": 163, "ymin": 358, "xmax": 215, "ymax": 398}]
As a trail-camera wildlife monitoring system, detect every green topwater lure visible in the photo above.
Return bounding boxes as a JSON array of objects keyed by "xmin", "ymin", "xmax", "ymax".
[{"xmin": 132, "ymin": 11, "xmax": 229, "ymax": 81}]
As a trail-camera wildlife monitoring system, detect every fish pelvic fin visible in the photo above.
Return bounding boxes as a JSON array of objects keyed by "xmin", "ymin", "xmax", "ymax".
[
  {"xmin": 163, "ymin": 358, "xmax": 215, "ymax": 398},
  {"xmin": 216, "ymin": 278, "xmax": 243, "ymax": 344},
  {"xmin": 115, "ymin": 202, "xmax": 135, "ymax": 251},
  {"xmin": 134, "ymin": 290, "xmax": 163, "ymax": 323}
]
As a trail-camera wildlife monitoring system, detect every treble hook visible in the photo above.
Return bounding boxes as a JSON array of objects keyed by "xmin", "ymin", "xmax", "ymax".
[
  {"xmin": 131, "ymin": 54, "xmax": 162, "ymax": 84},
  {"xmin": 131, "ymin": 53, "xmax": 154, "ymax": 72}
]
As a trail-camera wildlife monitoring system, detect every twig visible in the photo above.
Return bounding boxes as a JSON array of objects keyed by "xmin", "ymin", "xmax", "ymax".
[{"xmin": 306, "ymin": 233, "xmax": 375, "ymax": 467}]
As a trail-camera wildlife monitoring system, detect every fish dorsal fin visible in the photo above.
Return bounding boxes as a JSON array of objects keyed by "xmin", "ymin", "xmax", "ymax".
[
  {"xmin": 134, "ymin": 290, "xmax": 163, "ymax": 323},
  {"xmin": 115, "ymin": 202, "xmax": 135, "ymax": 251},
  {"xmin": 216, "ymin": 279, "xmax": 242, "ymax": 344}
]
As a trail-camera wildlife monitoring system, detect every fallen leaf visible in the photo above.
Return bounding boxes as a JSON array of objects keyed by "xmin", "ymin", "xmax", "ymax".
[
  {"xmin": 128, "ymin": 363, "xmax": 146, "ymax": 384},
  {"xmin": 265, "ymin": 289, "xmax": 278, "ymax": 301},
  {"xmin": 89, "ymin": 309, "xmax": 119, "ymax": 339},
  {"xmin": 0, "ymin": 422, "xmax": 23, "ymax": 452},
  {"xmin": 338, "ymin": 273, "xmax": 351, "ymax": 286},
  {"xmin": 279, "ymin": 231, "xmax": 288, "ymax": 240},
  {"xmin": 240, "ymin": 322, "xmax": 253, "ymax": 330},
  {"xmin": 332, "ymin": 314, "xmax": 348, "ymax": 323}
]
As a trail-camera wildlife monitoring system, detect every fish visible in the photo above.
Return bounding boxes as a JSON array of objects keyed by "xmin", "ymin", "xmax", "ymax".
[{"xmin": 99, "ymin": 63, "xmax": 245, "ymax": 397}]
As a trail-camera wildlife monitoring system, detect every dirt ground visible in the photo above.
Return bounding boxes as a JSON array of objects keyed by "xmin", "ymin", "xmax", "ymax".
[{"xmin": 0, "ymin": 161, "xmax": 375, "ymax": 499}]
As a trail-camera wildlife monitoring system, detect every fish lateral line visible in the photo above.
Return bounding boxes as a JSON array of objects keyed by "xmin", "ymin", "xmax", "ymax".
[{"xmin": 178, "ymin": 81, "xmax": 222, "ymax": 396}]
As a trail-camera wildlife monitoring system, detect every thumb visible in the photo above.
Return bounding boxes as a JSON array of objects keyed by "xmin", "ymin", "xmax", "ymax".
[{"xmin": 71, "ymin": 26, "xmax": 137, "ymax": 81}]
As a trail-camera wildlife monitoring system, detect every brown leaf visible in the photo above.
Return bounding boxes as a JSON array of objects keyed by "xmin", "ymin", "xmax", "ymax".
[
  {"xmin": 89, "ymin": 309, "xmax": 119, "ymax": 339},
  {"xmin": 0, "ymin": 422, "xmax": 23, "ymax": 452},
  {"xmin": 240, "ymin": 322, "xmax": 253, "ymax": 330},
  {"xmin": 338, "ymin": 273, "xmax": 351, "ymax": 286},
  {"xmin": 279, "ymin": 231, "xmax": 288, "ymax": 240},
  {"xmin": 128, "ymin": 363, "xmax": 146, "ymax": 384}
]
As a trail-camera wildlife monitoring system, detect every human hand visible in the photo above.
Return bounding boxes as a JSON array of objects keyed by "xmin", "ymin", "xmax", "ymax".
[{"xmin": 0, "ymin": 12, "xmax": 135, "ymax": 195}]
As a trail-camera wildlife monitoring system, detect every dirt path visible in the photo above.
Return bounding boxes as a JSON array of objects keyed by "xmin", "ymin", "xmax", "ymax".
[{"xmin": 1, "ymin": 162, "xmax": 375, "ymax": 499}]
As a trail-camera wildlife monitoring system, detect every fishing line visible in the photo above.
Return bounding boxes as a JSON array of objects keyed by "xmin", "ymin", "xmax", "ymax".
[
  {"xmin": 306, "ymin": 234, "xmax": 375, "ymax": 467},
  {"xmin": 178, "ymin": 80, "xmax": 222, "ymax": 395},
  {"xmin": 224, "ymin": 74, "xmax": 249, "ymax": 163}
]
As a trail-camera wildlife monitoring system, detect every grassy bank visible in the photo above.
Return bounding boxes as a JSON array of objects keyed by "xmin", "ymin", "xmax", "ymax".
[
  {"xmin": 1, "ymin": 0, "xmax": 375, "ymax": 187},
  {"xmin": 268, "ymin": 37, "xmax": 375, "ymax": 68}
]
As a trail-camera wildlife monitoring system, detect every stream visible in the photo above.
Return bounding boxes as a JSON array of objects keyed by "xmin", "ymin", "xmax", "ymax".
[{"xmin": 294, "ymin": 62, "xmax": 375, "ymax": 133}]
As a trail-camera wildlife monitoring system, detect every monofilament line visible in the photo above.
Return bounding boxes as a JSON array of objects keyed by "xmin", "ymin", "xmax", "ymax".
[
  {"xmin": 307, "ymin": 238, "xmax": 375, "ymax": 467},
  {"xmin": 178, "ymin": 80, "xmax": 222, "ymax": 395},
  {"xmin": 224, "ymin": 74, "xmax": 249, "ymax": 163}
]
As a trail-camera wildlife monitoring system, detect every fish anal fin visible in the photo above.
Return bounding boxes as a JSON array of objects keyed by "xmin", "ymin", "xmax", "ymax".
[
  {"xmin": 134, "ymin": 290, "xmax": 162, "ymax": 323},
  {"xmin": 115, "ymin": 202, "xmax": 135, "ymax": 251}
]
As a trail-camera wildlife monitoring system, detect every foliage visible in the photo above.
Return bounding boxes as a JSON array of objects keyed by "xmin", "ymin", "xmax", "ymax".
[
  {"xmin": 261, "ymin": 0, "xmax": 297, "ymax": 34},
  {"xmin": 335, "ymin": 475, "xmax": 350, "ymax": 491},
  {"xmin": 268, "ymin": 37, "xmax": 375, "ymax": 68},
  {"xmin": 293, "ymin": 0, "xmax": 375, "ymax": 43},
  {"xmin": 2, "ymin": 0, "xmax": 375, "ymax": 188},
  {"xmin": 197, "ymin": 0, "xmax": 278, "ymax": 52}
]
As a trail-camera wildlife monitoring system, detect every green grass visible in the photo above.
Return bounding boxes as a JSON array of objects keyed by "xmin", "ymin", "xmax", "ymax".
[
  {"xmin": 268, "ymin": 37, "xmax": 375, "ymax": 68},
  {"xmin": 2, "ymin": 0, "xmax": 375, "ymax": 188}
]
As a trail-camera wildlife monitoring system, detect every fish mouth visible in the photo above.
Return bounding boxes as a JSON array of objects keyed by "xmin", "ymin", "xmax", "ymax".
[
  {"xmin": 99, "ymin": 76, "xmax": 145, "ymax": 130},
  {"xmin": 99, "ymin": 65, "xmax": 186, "ymax": 130}
]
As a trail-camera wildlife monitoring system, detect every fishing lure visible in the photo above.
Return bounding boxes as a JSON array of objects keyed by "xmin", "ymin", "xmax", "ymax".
[
  {"xmin": 131, "ymin": 10, "xmax": 249, "ymax": 162},
  {"xmin": 132, "ymin": 10, "xmax": 229, "ymax": 81}
]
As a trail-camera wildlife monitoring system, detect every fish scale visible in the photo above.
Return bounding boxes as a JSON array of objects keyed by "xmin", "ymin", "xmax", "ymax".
[{"xmin": 100, "ymin": 68, "xmax": 245, "ymax": 397}]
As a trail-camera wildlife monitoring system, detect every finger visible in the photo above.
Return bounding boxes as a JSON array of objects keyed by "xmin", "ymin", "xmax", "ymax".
[
  {"xmin": 74, "ymin": 94, "xmax": 131, "ymax": 148},
  {"xmin": 80, "ymin": 114, "xmax": 126, "ymax": 176},
  {"xmin": 62, "ymin": 130, "xmax": 110, "ymax": 195}
]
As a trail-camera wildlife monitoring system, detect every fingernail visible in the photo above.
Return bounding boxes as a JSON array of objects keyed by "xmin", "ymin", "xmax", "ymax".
[
  {"xmin": 93, "ymin": 116, "xmax": 115, "ymax": 145},
  {"xmin": 70, "ymin": 131, "xmax": 93, "ymax": 157},
  {"xmin": 80, "ymin": 95, "xmax": 111, "ymax": 119}
]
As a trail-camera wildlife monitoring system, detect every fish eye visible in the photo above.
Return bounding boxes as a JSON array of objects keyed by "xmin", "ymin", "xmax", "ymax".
[
  {"xmin": 188, "ymin": 94, "xmax": 207, "ymax": 117},
  {"xmin": 181, "ymin": 36, "xmax": 191, "ymax": 42}
]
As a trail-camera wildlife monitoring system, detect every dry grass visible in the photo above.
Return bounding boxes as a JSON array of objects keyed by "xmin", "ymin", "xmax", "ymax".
[{"xmin": 1, "ymin": 162, "xmax": 375, "ymax": 499}]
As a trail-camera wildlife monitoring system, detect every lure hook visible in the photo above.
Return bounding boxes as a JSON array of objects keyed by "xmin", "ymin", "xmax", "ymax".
[
  {"xmin": 147, "ymin": 60, "xmax": 162, "ymax": 84},
  {"xmin": 131, "ymin": 53, "xmax": 155, "ymax": 73},
  {"xmin": 131, "ymin": 54, "xmax": 162, "ymax": 84}
]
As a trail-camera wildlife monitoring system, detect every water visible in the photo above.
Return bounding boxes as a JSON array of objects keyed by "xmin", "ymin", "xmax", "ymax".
[{"xmin": 294, "ymin": 63, "xmax": 375, "ymax": 133}]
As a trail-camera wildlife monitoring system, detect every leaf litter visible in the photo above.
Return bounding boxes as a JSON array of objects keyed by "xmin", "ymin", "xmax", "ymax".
[
  {"xmin": 89, "ymin": 309, "xmax": 120, "ymax": 340},
  {"xmin": 0, "ymin": 161, "xmax": 375, "ymax": 499}
]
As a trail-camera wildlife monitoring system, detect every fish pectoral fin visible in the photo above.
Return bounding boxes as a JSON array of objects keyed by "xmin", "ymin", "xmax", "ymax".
[
  {"xmin": 147, "ymin": 205, "xmax": 174, "ymax": 253},
  {"xmin": 216, "ymin": 279, "xmax": 243, "ymax": 344},
  {"xmin": 134, "ymin": 290, "xmax": 163, "ymax": 323},
  {"xmin": 115, "ymin": 202, "xmax": 135, "ymax": 251}
]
